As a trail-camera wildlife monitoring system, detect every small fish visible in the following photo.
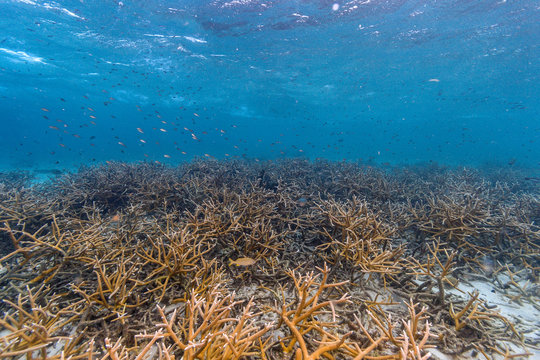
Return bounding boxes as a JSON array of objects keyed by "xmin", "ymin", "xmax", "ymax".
[
  {"xmin": 89, "ymin": 115, "xmax": 96, "ymax": 119},
  {"xmin": 164, "ymin": 154, "xmax": 171, "ymax": 158},
  {"xmin": 137, "ymin": 127, "xmax": 144, "ymax": 133},
  {"xmin": 229, "ymin": 257, "xmax": 257, "ymax": 267},
  {"xmin": 48, "ymin": 125, "xmax": 59, "ymax": 130},
  {"xmin": 41, "ymin": 108, "xmax": 49, "ymax": 112},
  {"xmin": 118, "ymin": 141, "xmax": 126, "ymax": 147},
  {"xmin": 140, "ymin": 139, "xmax": 146, "ymax": 143},
  {"xmin": 428, "ymin": 78, "xmax": 440, "ymax": 82},
  {"xmin": 159, "ymin": 128, "xmax": 167, "ymax": 132},
  {"xmin": 193, "ymin": 112, "xmax": 199, "ymax": 117}
]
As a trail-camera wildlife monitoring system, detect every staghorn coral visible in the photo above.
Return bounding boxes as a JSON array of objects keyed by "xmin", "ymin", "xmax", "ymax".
[{"xmin": 0, "ymin": 160, "xmax": 537, "ymax": 359}]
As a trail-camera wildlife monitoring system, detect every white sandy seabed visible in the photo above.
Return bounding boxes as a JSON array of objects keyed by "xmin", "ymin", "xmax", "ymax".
[{"xmin": 429, "ymin": 274, "xmax": 539, "ymax": 360}]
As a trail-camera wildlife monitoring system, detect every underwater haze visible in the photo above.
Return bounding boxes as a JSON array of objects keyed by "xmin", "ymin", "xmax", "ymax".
[{"xmin": 0, "ymin": 0, "xmax": 539, "ymax": 170}]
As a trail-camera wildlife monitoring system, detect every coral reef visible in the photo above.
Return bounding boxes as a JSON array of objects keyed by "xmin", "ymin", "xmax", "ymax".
[{"xmin": 0, "ymin": 160, "xmax": 538, "ymax": 359}]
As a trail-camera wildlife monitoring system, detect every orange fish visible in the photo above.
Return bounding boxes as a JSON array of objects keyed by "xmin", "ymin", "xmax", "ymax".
[
  {"xmin": 111, "ymin": 214, "xmax": 120, "ymax": 222},
  {"xmin": 137, "ymin": 128, "xmax": 144, "ymax": 133},
  {"xmin": 229, "ymin": 257, "xmax": 257, "ymax": 267}
]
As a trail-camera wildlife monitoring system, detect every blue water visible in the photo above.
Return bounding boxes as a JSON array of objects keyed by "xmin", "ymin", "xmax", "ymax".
[{"xmin": 0, "ymin": 0, "xmax": 538, "ymax": 170}]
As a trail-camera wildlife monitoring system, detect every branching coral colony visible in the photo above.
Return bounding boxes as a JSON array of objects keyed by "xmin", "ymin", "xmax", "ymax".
[{"xmin": 0, "ymin": 160, "xmax": 538, "ymax": 359}]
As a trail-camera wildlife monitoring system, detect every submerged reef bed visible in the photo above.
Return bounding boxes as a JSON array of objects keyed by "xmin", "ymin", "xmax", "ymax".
[{"xmin": 0, "ymin": 159, "xmax": 538, "ymax": 359}]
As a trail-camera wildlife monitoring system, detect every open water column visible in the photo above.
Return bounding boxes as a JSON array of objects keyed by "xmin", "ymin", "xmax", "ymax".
[
  {"xmin": 0, "ymin": 1, "xmax": 538, "ymax": 359},
  {"xmin": 0, "ymin": 0, "xmax": 538, "ymax": 168}
]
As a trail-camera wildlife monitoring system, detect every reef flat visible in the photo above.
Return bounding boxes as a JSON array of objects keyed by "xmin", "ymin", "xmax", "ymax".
[{"xmin": 0, "ymin": 159, "xmax": 538, "ymax": 359}]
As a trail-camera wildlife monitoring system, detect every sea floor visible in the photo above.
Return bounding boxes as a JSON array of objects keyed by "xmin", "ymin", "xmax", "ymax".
[{"xmin": 0, "ymin": 159, "xmax": 538, "ymax": 359}]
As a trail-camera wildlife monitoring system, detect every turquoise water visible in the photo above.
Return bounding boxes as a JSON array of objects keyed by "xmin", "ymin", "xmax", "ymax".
[{"xmin": 0, "ymin": 0, "xmax": 538, "ymax": 170}]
